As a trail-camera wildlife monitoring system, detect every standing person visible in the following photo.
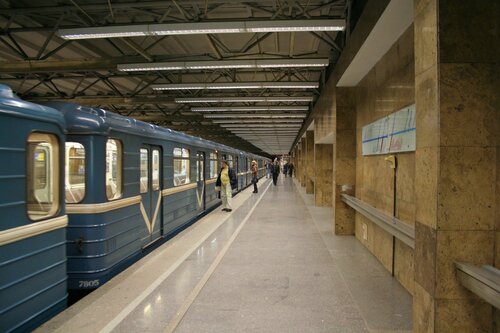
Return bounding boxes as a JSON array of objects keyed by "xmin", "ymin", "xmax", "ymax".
[
  {"xmin": 288, "ymin": 162, "xmax": 294, "ymax": 177},
  {"xmin": 271, "ymin": 159, "xmax": 280, "ymax": 186},
  {"xmin": 283, "ymin": 162, "xmax": 288, "ymax": 177},
  {"xmin": 251, "ymin": 160, "xmax": 259, "ymax": 193},
  {"xmin": 216, "ymin": 160, "xmax": 237, "ymax": 212}
]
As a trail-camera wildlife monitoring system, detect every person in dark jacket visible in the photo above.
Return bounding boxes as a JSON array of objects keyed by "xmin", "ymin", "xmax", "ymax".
[
  {"xmin": 271, "ymin": 159, "xmax": 280, "ymax": 186},
  {"xmin": 251, "ymin": 160, "xmax": 259, "ymax": 193},
  {"xmin": 288, "ymin": 162, "xmax": 294, "ymax": 177},
  {"xmin": 216, "ymin": 160, "xmax": 237, "ymax": 212}
]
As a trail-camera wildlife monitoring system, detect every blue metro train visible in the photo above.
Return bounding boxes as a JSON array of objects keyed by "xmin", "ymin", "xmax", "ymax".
[{"xmin": 0, "ymin": 85, "xmax": 267, "ymax": 332}]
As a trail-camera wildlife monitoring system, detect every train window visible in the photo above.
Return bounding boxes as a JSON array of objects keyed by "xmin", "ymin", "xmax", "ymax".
[
  {"xmin": 27, "ymin": 133, "xmax": 60, "ymax": 221},
  {"xmin": 227, "ymin": 155, "xmax": 233, "ymax": 168},
  {"xmin": 106, "ymin": 139, "xmax": 122, "ymax": 200},
  {"xmin": 65, "ymin": 142, "xmax": 85, "ymax": 203},
  {"xmin": 152, "ymin": 149, "xmax": 160, "ymax": 190},
  {"xmin": 140, "ymin": 148, "xmax": 149, "ymax": 193},
  {"xmin": 209, "ymin": 152, "xmax": 218, "ymax": 178},
  {"xmin": 173, "ymin": 148, "xmax": 190, "ymax": 186}
]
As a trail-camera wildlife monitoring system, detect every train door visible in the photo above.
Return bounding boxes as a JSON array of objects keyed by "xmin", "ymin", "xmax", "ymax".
[
  {"xmin": 196, "ymin": 151, "xmax": 205, "ymax": 213},
  {"xmin": 234, "ymin": 156, "xmax": 239, "ymax": 190},
  {"xmin": 140, "ymin": 145, "xmax": 162, "ymax": 247}
]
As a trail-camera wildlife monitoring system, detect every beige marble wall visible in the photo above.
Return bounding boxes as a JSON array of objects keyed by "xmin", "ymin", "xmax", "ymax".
[
  {"xmin": 354, "ymin": 26, "xmax": 416, "ymax": 293},
  {"xmin": 313, "ymin": 78, "xmax": 336, "ymax": 143},
  {"xmin": 413, "ymin": 0, "xmax": 499, "ymax": 331},
  {"xmin": 335, "ymin": 88, "xmax": 357, "ymax": 235},
  {"xmin": 305, "ymin": 131, "xmax": 315, "ymax": 194},
  {"xmin": 300, "ymin": 138, "xmax": 306, "ymax": 187},
  {"xmin": 314, "ymin": 144, "xmax": 333, "ymax": 207}
]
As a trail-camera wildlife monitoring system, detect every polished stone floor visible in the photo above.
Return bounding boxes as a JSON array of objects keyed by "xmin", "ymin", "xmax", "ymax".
[{"xmin": 36, "ymin": 176, "xmax": 412, "ymax": 333}]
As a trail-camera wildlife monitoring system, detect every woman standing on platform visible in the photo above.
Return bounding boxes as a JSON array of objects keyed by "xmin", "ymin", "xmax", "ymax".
[
  {"xmin": 271, "ymin": 159, "xmax": 280, "ymax": 186},
  {"xmin": 251, "ymin": 160, "xmax": 259, "ymax": 193},
  {"xmin": 216, "ymin": 160, "xmax": 237, "ymax": 212}
]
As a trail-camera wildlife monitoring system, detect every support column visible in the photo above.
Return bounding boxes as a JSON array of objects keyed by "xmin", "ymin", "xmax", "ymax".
[
  {"xmin": 314, "ymin": 144, "xmax": 333, "ymax": 206},
  {"xmin": 294, "ymin": 146, "xmax": 299, "ymax": 180},
  {"xmin": 300, "ymin": 138, "xmax": 306, "ymax": 187},
  {"xmin": 334, "ymin": 88, "xmax": 356, "ymax": 235},
  {"xmin": 305, "ymin": 131, "xmax": 315, "ymax": 194},
  {"xmin": 413, "ymin": 0, "xmax": 498, "ymax": 331}
]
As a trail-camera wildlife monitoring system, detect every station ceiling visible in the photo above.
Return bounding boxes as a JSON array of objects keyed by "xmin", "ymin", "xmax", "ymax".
[{"xmin": 0, "ymin": 0, "xmax": 351, "ymax": 156}]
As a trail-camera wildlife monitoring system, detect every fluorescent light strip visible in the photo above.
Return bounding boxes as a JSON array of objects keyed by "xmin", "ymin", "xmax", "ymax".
[
  {"xmin": 175, "ymin": 96, "xmax": 313, "ymax": 103},
  {"xmin": 222, "ymin": 125, "xmax": 301, "ymax": 128},
  {"xmin": 212, "ymin": 119, "xmax": 304, "ymax": 124},
  {"xmin": 58, "ymin": 20, "xmax": 345, "ymax": 40},
  {"xmin": 237, "ymin": 136, "xmax": 296, "ymax": 138},
  {"xmin": 222, "ymin": 123, "xmax": 302, "ymax": 126},
  {"xmin": 231, "ymin": 131, "xmax": 299, "ymax": 134},
  {"xmin": 192, "ymin": 106, "xmax": 309, "ymax": 112},
  {"xmin": 118, "ymin": 58, "xmax": 328, "ymax": 72},
  {"xmin": 204, "ymin": 114, "xmax": 305, "ymax": 118},
  {"xmin": 152, "ymin": 82, "xmax": 318, "ymax": 90}
]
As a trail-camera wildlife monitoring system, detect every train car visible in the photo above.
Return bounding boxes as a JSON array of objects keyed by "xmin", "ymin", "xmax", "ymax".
[
  {"xmin": 43, "ymin": 102, "xmax": 266, "ymax": 290},
  {"xmin": 0, "ymin": 85, "xmax": 68, "ymax": 332}
]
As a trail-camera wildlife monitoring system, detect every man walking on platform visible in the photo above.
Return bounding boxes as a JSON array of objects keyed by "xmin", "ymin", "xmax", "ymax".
[{"xmin": 271, "ymin": 159, "xmax": 280, "ymax": 186}]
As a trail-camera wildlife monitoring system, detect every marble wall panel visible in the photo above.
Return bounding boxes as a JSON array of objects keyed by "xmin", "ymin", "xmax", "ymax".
[
  {"xmin": 396, "ymin": 154, "xmax": 416, "ymax": 223},
  {"xmin": 301, "ymin": 139, "xmax": 306, "ymax": 187},
  {"xmin": 306, "ymin": 131, "xmax": 315, "ymax": 194},
  {"xmin": 415, "ymin": 63, "xmax": 439, "ymax": 149},
  {"xmin": 395, "ymin": 239, "xmax": 415, "ymax": 294},
  {"xmin": 497, "ymin": 146, "xmax": 500, "ymax": 268},
  {"xmin": 438, "ymin": 0, "xmax": 500, "ymax": 64},
  {"xmin": 314, "ymin": 144, "xmax": 333, "ymax": 207},
  {"xmin": 334, "ymin": 88, "xmax": 356, "ymax": 234},
  {"xmin": 440, "ymin": 63, "xmax": 499, "ymax": 148},
  {"xmin": 414, "ymin": 0, "xmax": 438, "ymax": 76},
  {"xmin": 413, "ymin": 282, "xmax": 435, "ymax": 333},
  {"xmin": 435, "ymin": 298, "xmax": 492, "ymax": 333},
  {"xmin": 371, "ymin": 222, "xmax": 394, "ymax": 272},
  {"xmin": 435, "ymin": 230, "xmax": 494, "ymax": 299},
  {"xmin": 413, "ymin": 0, "xmax": 498, "ymax": 331},
  {"xmin": 415, "ymin": 147, "xmax": 439, "ymax": 229},
  {"xmin": 438, "ymin": 147, "xmax": 496, "ymax": 231},
  {"xmin": 415, "ymin": 222, "xmax": 437, "ymax": 296}
]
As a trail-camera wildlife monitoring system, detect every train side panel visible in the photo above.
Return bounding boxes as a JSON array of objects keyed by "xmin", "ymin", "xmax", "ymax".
[{"xmin": 0, "ymin": 89, "xmax": 67, "ymax": 333}]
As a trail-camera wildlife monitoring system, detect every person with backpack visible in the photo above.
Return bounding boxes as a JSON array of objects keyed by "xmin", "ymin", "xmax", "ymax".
[{"xmin": 216, "ymin": 160, "xmax": 237, "ymax": 212}]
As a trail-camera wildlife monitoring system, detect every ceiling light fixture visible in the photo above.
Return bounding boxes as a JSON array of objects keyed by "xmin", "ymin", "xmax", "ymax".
[
  {"xmin": 212, "ymin": 119, "xmax": 304, "ymax": 124},
  {"xmin": 151, "ymin": 82, "xmax": 318, "ymax": 90},
  {"xmin": 221, "ymin": 125, "xmax": 301, "ymax": 128},
  {"xmin": 175, "ymin": 97, "xmax": 314, "ymax": 103},
  {"xmin": 119, "ymin": 58, "xmax": 329, "ymax": 72},
  {"xmin": 203, "ymin": 114, "xmax": 306, "ymax": 119},
  {"xmin": 192, "ymin": 106, "xmax": 309, "ymax": 112},
  {"xmin": 58, "ymin": 19, "xmax": 345, "ymax": 40}
]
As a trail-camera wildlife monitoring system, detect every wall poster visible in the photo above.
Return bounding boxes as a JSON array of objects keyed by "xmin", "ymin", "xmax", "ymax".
[{"xmin": 362, "ymin": 104, "xmax": 416, "ymax": 156}]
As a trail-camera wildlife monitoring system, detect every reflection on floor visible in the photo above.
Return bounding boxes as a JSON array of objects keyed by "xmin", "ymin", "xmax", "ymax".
[{"xmin": 36, "ymin": 176, "xmax": 412, "ymax": 333}]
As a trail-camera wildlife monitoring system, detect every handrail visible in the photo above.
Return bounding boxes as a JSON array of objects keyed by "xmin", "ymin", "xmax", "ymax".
[
  {"xmin": 340, "ymin": 194, "xmax": 415, "ymax": 249},
  {"xmin": 455, "ymin": 262, "xmax": 500, "ymax": 309}
]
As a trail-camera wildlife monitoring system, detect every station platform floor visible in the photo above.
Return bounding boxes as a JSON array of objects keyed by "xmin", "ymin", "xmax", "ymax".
[{"xmin": 36, "ymin": 176, "xmax": 412, "ymax": 333}]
